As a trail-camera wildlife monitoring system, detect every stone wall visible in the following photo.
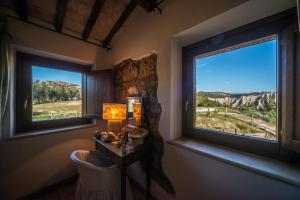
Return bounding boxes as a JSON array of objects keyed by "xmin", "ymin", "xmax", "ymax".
[{"xmin": 113, "ymin": 53, "xmax": 175, "ymax": 195}]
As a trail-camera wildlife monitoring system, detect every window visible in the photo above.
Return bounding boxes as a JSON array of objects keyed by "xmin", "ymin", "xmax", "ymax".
[
  {"xmin": 195, "ymin": 37, "xmax": 277, "ymax": 141},
  {"xmin": 32, "ymin": 66, "xmax": 83, "ymax": 121},
  {"xmin": 182, "ymin": 10, "xmax": 297, "ymax": 158},
  {"xmin": 16, "ymin": 52, "xmax": 92, "ymax": 132}
]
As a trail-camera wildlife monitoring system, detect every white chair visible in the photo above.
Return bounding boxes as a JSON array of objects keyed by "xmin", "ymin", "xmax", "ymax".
[{"xmin": 70, "ymin": 150, "xmax": 132, "ymax": 200}]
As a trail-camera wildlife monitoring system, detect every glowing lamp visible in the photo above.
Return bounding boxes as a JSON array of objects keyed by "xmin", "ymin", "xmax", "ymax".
[
  {"xmin": 103, "ymin": 103, "xmax": 127, "ymax": 133},
  {"xmin": 133, "ymin": 103, "xmax": 142, "ymax": 127}
]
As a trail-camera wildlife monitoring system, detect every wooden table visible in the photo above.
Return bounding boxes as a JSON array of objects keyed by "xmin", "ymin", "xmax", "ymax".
[{"xmin": 94, "ymin": 137, "xmax": 150, "ymax": 200}]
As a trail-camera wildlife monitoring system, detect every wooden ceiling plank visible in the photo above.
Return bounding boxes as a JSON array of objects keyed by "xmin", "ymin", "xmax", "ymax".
[
  {"xmin": 102, "ymin": 0, "xmax": 137, "ymax": 47},
  {"xmin": 16, "ymin": 0, "xmax": 28, "ymax": 21},
  {"xmin": 82, "ymin": 0, "xmax": 105, "ymax": 41},
  {"xmin": 55, "ymin": 0, "xmax": 68, "ymax": 32}
]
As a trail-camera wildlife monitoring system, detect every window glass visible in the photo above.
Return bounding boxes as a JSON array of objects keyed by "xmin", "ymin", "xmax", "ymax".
[
  {"xmin": 194, "ymin": 37, "xmax": 277, "ymax": 141},
  {"xmin": 32, "ymin": 66, "xmax": 82, "ymax": 121}
]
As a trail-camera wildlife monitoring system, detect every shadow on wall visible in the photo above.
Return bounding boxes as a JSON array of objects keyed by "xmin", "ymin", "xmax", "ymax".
[
  {"xmin": 0, "ymin": 124, "xmax": 102, "ymax": 200},
  {"xmin": 113, "ymin": 53, "xmax": 175, "ymax": 196}
]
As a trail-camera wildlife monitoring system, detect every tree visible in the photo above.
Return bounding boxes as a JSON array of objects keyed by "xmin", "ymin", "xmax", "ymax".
[
  {"xmin": 32, "ymin": 80, "xmax": 81, "ymax": 104},
  {"xmin": 196, "ymin": 92, "xmax": 218, "ymax": 107}
]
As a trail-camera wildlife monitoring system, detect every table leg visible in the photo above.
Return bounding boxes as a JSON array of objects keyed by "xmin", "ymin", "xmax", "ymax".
[{"xmin": 121, "ymin": 166, "xmax": 127, "ymax": 200}]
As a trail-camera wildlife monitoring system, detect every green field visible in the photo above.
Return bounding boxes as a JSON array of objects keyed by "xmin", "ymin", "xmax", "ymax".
[
  {"xmin": 32, "ymin": 100, "xmax": 82, "ymax": 121},
  {"xmin": 195, "ymin": 108, "xmax": 276, "ymax": 140}
]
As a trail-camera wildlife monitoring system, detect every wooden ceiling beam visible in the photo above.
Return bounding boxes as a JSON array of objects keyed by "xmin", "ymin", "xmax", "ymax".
[
  {"xmin": 82, "ymin": 0, "xmax": 105, "ymax": 41},
  {"xmin": 55, "ymin": 0, "xmax": 68, "ymax": 32},
  {"xmin": 138, "ymin": 0, "xmax": 157, "ymax": 12},
  {"xmin": 102, "ymin": 0, "xmax": 137, "ymax": 47},
  {"xmin": 16, "ymin": 0, "xmax": 28, "ymax": 21}
]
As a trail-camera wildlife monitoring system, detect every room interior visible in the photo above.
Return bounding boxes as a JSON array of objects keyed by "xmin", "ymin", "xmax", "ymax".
[{"xmin": 1, "ymin": 0, "xmax": 300, "ymax": 199}]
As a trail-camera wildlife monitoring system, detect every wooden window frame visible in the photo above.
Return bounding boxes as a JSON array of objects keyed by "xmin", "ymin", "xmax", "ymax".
[
  {"xmin": 182, "ymin": 9, "xmax": 297, "ymax": 159},
  {"xmin": 15, "ymin": 52, "xmax": 92, "ymax": 133}
]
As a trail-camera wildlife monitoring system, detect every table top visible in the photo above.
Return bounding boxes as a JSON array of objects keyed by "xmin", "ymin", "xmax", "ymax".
[
  {"xmin": 93, "ymin": 137, "xmax": 131, "ymax": 157},
  {"xmin": 93, "ymin": 136, "xmax": 149, "ymax": 166}
]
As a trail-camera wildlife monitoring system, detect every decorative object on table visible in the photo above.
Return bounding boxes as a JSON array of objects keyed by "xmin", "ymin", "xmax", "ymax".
[
  {"xmin": 133, "ymin": 102, "xmax": 142, "ymax": 127},
  {"xmin": 100, "ymin": 131, "xmax": 120, "ymax": 143},
  {"xmin": 114, "ymin": 53, "xmax": 175, "ymax": 195},
  {"xmin": 103, "ymin": 103, "xmax": 127, "ymax": 133},
  {"xmin": 128, "ymin": 127, "xmax": 149, "ymax": 145},
  {"xmin": 126, "ymin": 97, "xmax": 142, "ymax": 119},
  {"xmin": 94, "ymin": 131, "xmax": 102, "ymax": 140}
]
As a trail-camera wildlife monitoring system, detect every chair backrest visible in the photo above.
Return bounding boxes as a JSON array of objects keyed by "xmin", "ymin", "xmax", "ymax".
[{"xmin": 71, "ymin": 150, "xmax": 119, "ymax": 191}]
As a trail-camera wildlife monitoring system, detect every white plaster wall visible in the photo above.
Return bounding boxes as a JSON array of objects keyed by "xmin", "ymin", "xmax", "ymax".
[
  {"xmin": 0, "ymin": 127, "xmax": 99, "ymax": 200},
  {"xmin": 163, "ymin": 144, "xmax": 300, "ymax": 200},
  {"xmin": 6, "ymin": 18, "xmax": 113, "ymax": 69}
]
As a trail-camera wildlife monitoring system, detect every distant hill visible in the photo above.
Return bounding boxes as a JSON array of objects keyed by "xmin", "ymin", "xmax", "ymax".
[
  {"xmin": 43, "ymin": 80, "xmax": 81, "ymax": 89},
  {"xmin": 32, "ymin": 80, "xmax": 81, "ymax": 104},
  {"xmin": 198, "ymin": 91, "xmax": 276, "ymax": 110}
]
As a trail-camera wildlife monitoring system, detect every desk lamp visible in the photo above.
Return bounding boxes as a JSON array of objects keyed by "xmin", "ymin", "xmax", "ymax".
[{"xmin": 103, "ymin": 103, "xmax": 127, "ymax": 133}]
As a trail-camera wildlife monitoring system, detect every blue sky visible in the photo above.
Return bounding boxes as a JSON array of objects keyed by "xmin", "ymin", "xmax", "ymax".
[
  {"xmin": 32, "ymin": 66, "xmax": 82, "ymax": 85},
  {"xmin": 196, "ymin": 39, "xmax": 277, "ymax": 93}
]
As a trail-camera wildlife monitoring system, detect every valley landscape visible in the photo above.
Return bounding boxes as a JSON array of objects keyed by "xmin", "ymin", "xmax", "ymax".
[
  {"xmin": 32, "ymin": 80, "xmax": 82, "ymax": 121},
  {"xmin": 195, "ymin": 91, "xmax": 277, "ymax": 140}
]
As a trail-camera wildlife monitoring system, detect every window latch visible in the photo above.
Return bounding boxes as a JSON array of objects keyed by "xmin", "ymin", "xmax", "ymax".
[
  {"xmin": 24, "ymin": 97, "xmax": 28, "ymax": 110},
  {"xmin": 24, "ymin": 93, "xmax": 30, "ymax": 110},
  {"xmin": 185, "ymin": 100, "xmax": 189, "ymax": 111}
]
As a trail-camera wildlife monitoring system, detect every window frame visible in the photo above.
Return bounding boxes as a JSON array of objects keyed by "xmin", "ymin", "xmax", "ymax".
[
  {"xmin": 182, "ymin": 9, "xmax": 297, "ymax": 159},
  {"xmin": 15, "ymin": 52, "xmax": 92, "ymax": 133}
]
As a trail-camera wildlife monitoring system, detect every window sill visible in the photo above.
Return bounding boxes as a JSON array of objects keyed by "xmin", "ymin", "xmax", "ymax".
[
  {"xmin": 167, "ymin": 137, "xmax": 300, "ymax": 188},
  {"xmin": 6, "ymin": 123, "xmax": 98, "ymax": 141}
]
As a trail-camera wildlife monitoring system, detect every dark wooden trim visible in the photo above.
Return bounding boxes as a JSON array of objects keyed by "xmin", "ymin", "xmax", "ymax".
[
  {"xmin": 5, "ymin": 123, "xmax": 96, "ymax": 141},
  {"xmin": 83, "ymin": 69, "xmax": 114, "ymax": 116},
  {"xmin": 15, "ymin": 52, "xmax": 92, "ymax": 133},
  {"xmin": 19, "ymin": 174, "xmax": 78, "ymax": 200},
  {"xmin": 102, "ymin": 0, "xmax": 137, "ymax": 47},
  {"xmin": 17, "ymin": 52, "xmax": 92, "ymax": 73},
  {"xmin": 16, "ymin": 0, "xmax": 28, "ymax": 21},
  {"xmin": 82, "ymin": 0, "xmax": 105, "ymax": 40},
  {"xmin": 282, "ymin": 21, "xmax": 300, "ymax": 153},
  {"xmin": 183, "ymin": 8, "xmax": 297, "ymax": 54},
  {"xmin": 55, "ymin": 0, "xmax": 68, "ymax": 32},
  {"xmin": 138, "ymin": 0, "xmax": 158, "ymax": 12},
  {"xmin": 182, "ymin": 8, "xmax": 297, "ymax": 159},
  {"xmin": 28, "ymin": 117, "xmax": 92, "ymax": 132},
  {"xmin": 16, "ymin": 52, "xmax": 32, "ymax": 133}
]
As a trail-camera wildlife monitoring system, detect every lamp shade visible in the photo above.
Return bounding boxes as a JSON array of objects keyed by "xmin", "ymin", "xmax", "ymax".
[
  {"xmin": 133, "ymin": 103, "xmax": 142, "ymax": 119},
  {"xmin": 103, "ymin": 103, "xmax": 127, "ymax": 120}
]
